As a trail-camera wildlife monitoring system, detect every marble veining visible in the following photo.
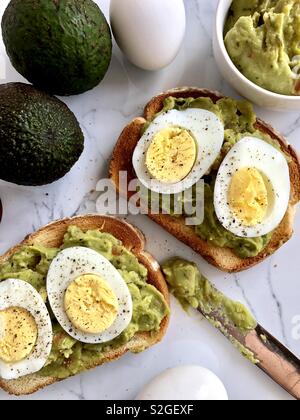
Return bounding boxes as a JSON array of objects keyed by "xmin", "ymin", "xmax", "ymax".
[{"xmin": 0, "ymin": 0, "xmax": 299, "ymax": 401}]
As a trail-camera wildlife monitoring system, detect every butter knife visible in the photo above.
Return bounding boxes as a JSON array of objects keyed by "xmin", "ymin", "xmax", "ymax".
[{"xmin": 198, "ymin": 307, "xmax": 300, "ymax": 400}]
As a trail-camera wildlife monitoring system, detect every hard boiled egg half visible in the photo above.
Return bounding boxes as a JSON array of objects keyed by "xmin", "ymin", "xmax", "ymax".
[
  {"xmin": 214, "ymin": 137, "xmax": 291, "ymax": 238},
  {"xmin": 133, "ymin": 109, "xmax": 224, "ymax": 194},
  {"xmin": 47, "ymin": 247, "xmax": 133, "ymax": 344},
  {"xmin": 0, "ymin": 279, "xmax": 52, "ymax": 380}
]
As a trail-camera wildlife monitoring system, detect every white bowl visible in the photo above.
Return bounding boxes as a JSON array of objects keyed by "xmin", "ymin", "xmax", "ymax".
[{"xmin": 213, "ymin": 0, "xmax": 300, "ymax": 111}]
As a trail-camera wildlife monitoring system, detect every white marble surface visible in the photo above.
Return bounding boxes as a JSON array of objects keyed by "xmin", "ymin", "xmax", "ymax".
[{"xmin": 0, "ymin": 0, "xmax": 299, "ymax": 401}]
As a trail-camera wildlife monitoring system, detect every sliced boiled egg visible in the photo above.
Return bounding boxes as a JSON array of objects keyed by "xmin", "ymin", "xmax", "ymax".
[
  {"xmin": 133, "ymin": 109, "xmax": 224, "ymax": 194},
  {"xmin": 46, "ymin": 247, "xmax": 133, "ymax": 344},
  {"xmin": 214, "ymin": 137, "xmax": 291, "ymax": 238},
  {"xmin": 0, "ymin": 279, "xmax": 52, "ymax": 380},
  {"xmin": 136, "ymin": 365, "xmax": 228, "ymax": 400}
]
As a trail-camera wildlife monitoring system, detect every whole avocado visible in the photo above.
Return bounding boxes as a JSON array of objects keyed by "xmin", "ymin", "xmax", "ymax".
[
  {"xmin": 2, "ymin": 0, "xmax": 112, "ymax": 96},
  {"xmin": 0, "ymin": 83, "xmax": 84, "ymax": 186}
]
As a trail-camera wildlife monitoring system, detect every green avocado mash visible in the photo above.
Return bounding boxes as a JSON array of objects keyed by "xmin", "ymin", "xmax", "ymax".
[
  {"xmin": 162, "ymin": 258, "xmax": 259, "ymax": 364},
  {"xmin": 224, "ymin": 0, "xmax": 300, "ymax": 95},
  {"xmin": 145, "ymin": 96, "xmax": 280, "ymax": 259},
  {"xmin": 162, "ymin": 258, "xmax": 257, "ymax": 333},
  {"xmin": 0, "ymin": 226, "xmax": 169, "ymax": 379}
]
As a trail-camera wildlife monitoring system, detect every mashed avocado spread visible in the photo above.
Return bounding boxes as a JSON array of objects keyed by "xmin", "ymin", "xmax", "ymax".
[
  {"xmin": 162, "ymin": 258, "xmax": 257, "ymax": 333},
  {"xmin": 145, "ymin": 96, "xmax": 280, "ymax": 259},
  {"xmin": 0, "ymin": 226, "xmax": 169, "ymax": 379},
  {"xmin": 163, "ymin": 258, "xmax": 259, "ymax": 363},
  {"xmin": 224, "ymin": 0, "xmax": 300, "ymax": 95}
]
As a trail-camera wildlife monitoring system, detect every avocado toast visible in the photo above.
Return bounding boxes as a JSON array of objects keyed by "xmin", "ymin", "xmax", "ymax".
[
  {"xmin": 0, "ymin": 215, "xmax": 170, "ymax": 396},
  {"xmin": 109, "ymin": 88, "xmax": 300, "ymax": 273}
]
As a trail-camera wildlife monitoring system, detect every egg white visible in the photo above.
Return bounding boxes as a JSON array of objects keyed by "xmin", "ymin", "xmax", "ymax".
[
  {"xmin": 46, "ymin": 247, "xmax": 133, "ymax": 344},
  {"xmin": 214, "ymin": 137, "xmax": 291, "ymax": 238},
  {"xmin": 133, "ymin": 109, "xmax": 224, "ymax": 194},
  {"xmin": 0, "ymin": 279, "xmax": 52, "ymax": 380}
]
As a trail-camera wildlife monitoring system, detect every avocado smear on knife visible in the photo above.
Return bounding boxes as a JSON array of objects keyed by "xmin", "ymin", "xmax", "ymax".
[
  {"xmin": 224, "ymin": 0, "xmax": 300, "ymax": 95},
  {"xmin": 0, "ymin": 226, "xmax": 169, "ymax": 379},
  {"xmin": 144, "ymin": 96, "xmax": 283, "ymax": 259},
  {"xmin": 162, "ymin": 258, "xmax": 259, "ymax": 364}
]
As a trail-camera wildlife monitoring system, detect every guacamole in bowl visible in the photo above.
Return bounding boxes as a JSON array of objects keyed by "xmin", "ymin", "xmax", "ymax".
[{"xmin": 224, "ymin": 0, "xmax": 300, "ymax": 96}]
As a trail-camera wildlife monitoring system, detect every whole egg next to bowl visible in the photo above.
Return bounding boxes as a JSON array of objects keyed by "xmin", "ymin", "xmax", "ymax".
[{"xmin": 110, "ymin": 0, "xmax": 186, "ymax": 71}]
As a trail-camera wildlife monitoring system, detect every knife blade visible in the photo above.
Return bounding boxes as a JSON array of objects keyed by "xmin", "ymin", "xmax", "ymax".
[
  {"xmin": 198, "ymin": 306, "xmax": 300, "ymax": 400},
  {"xmin": 162, "ymin": 257, "xmax": 300, "ymax": 400}
]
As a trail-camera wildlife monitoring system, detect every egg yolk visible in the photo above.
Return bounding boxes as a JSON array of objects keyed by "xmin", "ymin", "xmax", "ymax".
[
  {"xmin": 0, "ymin": 307, "xmax": 38, "ymax": 363},
  {"xmin": 229, "ymin": 167, "xmax": 269, "ymax": 227},
  {"xmin": 145, "ymin": 127, "xmax": 197, "ymax": 183},
  {"xmin": 64, "ymin": 274, "xmax": 119, "ymax": 334}
]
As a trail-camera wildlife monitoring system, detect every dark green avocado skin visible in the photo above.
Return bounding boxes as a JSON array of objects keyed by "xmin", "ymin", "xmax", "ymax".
[
  {"xmin": 2, "ymin": 0, "xmax": 112, "ymax": 96},
  {"xmin": 0, "ymin": 83, "xmax": 84, "ymax": 186}
]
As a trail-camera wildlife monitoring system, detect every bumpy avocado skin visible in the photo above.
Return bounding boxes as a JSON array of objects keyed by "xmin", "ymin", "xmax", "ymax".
[
  {"xmin": 2, "ymin": 0, "xmax": 112, "ymax": 96},
  {"xmin": 0, "ymin": 83, "xmax": 84, "ymax": 186}
]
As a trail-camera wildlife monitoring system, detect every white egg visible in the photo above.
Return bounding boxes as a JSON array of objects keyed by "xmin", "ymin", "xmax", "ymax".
[
  {"xmin": 0, "ymin": 279, "xmax": 52, "ymax": 380},
  {"xmin": 136, "ymin": 365, "xmax": 229, "ymax": 400},
  {"xmin": 214, "ymin": 137, "xmax": 291, "ymax": 238},
  {"xmin": 133, "ymin": 108, "xmax": 224, "ymax": 194},
  {"xmin": 46, "ymin": 247, "xmax": 133, "ymax": 344},
  {"xmin": 110, "ymin": 0, "xmax": 186, "ymax": 71}
]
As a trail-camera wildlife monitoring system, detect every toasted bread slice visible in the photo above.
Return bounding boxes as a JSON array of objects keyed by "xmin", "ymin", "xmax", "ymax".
[
  {"xmin": 0, "ymin": 215, "xmax": 170, "ymax": 396},
  {"xmin": 109, "ymin": 88, "xmax": 300, "ymax": 273}
]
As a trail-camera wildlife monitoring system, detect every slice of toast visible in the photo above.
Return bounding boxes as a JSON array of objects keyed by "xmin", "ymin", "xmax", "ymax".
[
  {"xmin": 0, "ymin": 215, "xmax": 170, "ymax": 396},
  {"xmin": 109, "ymin": 88, "xmax": 300, "ymax": 273}
]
